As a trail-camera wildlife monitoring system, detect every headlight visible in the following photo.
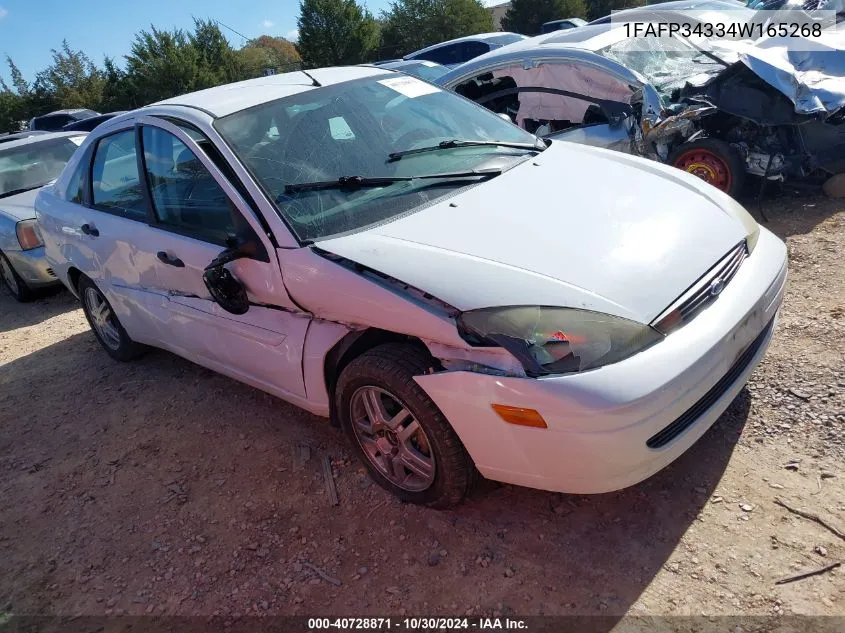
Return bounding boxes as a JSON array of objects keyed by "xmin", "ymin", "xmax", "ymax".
[
  {"xmin": 16, "ymin": 219, "xmax": 43, "ymax": 250},
  {"xmin": 457, "ymin": 306, "xmax": 663, "ymax": 377}
]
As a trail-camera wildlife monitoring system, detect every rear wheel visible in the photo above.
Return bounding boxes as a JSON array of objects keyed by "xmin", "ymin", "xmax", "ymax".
[
  {"xmin": 0, "ymin": 251, "xmax": 34, "ymax": 302},
  {"xmin": 336, "ymin": 343, "xmax": 476, "ymax": 508},
  {"xmin": 78, "ymin": 275, "xmax": 145, "ymax": 361},
  {"xmin": 669, "ymin": 138, "xmax": 745, "ymax": 198}
]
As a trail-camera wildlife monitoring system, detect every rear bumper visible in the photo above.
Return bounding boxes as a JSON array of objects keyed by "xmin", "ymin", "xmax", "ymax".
[
  {"xmin": 5, "ymin": 246, "xmax": 61, "ymax": 288},
  {"xmin": 415, "ymin": 227, "xmax": 787, "ymax": 494}
]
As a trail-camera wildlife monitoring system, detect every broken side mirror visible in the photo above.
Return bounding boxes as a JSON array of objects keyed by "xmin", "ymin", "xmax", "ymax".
[{"xmin": 202, "ymin": 246, "xmax": 251, "ymax": 315}]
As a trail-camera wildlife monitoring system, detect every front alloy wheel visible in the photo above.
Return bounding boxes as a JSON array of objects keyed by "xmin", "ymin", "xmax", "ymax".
[
  {"xmin": 349, "ymin": 386, "xmax": 436, "ymax": 492},
  {"xmin": 336, "ymin": 343, "xmax": 476, "ymax": 508}
]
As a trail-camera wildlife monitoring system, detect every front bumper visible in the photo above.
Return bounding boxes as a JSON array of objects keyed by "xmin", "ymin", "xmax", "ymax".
[
  {"xmin": 4, "ymin": 246, "xmax": 60, "ymax": 288},
  {"xmin": 415, "ymin": 227, "xmax": 788, "ymax": 494}
]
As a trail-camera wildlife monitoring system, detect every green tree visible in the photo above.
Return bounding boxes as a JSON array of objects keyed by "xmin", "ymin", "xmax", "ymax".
[
  {"xmin": 584, "ymin": 0, "xmax": 647, "ymax": 21},
  {"xmin": 0, "ymin": 90, "xmax": 27, "ymax": 132},
  {"xmin": 0, "ymin": 58, "xmax": 31, "ymax": 132},
  {"xmin": 502, "ymin": 0, "xmax": 587, "ymax": 35},
  {"xmin": 124, "ymin": 25, "xmax": 218, "ymax": 105},
  {"xmin": 296, "ymin": 0, "xmax": 380, "ymax": 67},
  {"xmin": 31, "ymin": 41, "xmax": 104, "ymax": 112},
  {"xmin": 99, "ymin": 57, "xmax": 136, "ymax": 112},
  {"xmin": 190, "ymin": 19, "xmax": 243, "ymax": 84},
  {"xmin": 379, "ymin": 0, "xmax": 494, "ymax": 60}
]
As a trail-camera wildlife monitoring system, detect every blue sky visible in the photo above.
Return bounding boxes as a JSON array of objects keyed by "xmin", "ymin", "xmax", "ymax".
[{"xmin": 0, "ymin": 0, "xmax": 409, "ymax": 85}]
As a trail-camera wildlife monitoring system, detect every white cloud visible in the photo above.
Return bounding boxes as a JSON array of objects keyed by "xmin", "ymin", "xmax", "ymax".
[
  {"xmin": 480, "ymin": 0, "xmax": 503, "ymax": 6},
  {"xmin": 262, "ymin": 19, "xmax": 274, "ymax": 29},
  {"xmin": 0, "ymin": 6, "xmax": 8, "ymax": 20},
  {"xmin": 285, "ymin": 28, "xmax": 299, "ymax": 42}
]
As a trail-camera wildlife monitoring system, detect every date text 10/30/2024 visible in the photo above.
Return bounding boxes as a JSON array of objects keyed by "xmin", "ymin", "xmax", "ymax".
[{"xmin": 307, "ymin": 618, "xmax": 528, "ymax": 630}]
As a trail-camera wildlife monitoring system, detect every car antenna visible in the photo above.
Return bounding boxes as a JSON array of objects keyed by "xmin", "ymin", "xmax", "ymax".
[{"xmin": 300, "ymin": 70, "xmax": 322, "ymax": 87}]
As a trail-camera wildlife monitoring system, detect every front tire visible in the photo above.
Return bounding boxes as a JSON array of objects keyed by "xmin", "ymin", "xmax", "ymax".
[
  {"xmin": 336, "ymin": 343, "xmax": 476, "ymax": 508},
  {"xmin": 0, "ymin": 251, "xmax": 34, "ymax": 302},
  {"xmin": 78, "ymin": 275, "xmax": 145, "ymax": 362},
  {"xmin": 669, "ymin": 138, "xmax": 745, "ymax": 198}
]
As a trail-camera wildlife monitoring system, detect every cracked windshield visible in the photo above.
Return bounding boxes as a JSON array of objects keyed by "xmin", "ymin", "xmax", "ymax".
[
  {"xmin": 216, "ymin": 75, "xmax": 542, "ymax": 242},
  {"xmin": 598, "ymin": 34, "xmax": 726, "ymax": 103}
]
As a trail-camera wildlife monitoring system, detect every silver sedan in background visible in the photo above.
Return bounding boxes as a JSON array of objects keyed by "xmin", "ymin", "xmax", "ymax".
[{"xmin": 0, "ymin": 131, "xmax": 86, "ymax": 301}]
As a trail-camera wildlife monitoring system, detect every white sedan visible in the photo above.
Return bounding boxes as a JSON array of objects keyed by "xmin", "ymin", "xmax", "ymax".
[{"xmin": 35, "ymin": 67, "xmax": 787, "ymax": 507}]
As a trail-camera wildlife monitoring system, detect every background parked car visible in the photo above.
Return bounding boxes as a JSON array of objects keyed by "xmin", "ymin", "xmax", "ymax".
[
  {"xmin": 62, "ymin": 111, "xmax": 127, "ymax": 132},
  {"xmin": 0, "ymin": 131, "xmax": 86, "ymax": 300},
  {"xmin": 403, "ymin": 32, "xmax": 528, "ymax": 68},
  {"xmin": 29, "ymin": 109, "xmax": 99, "ymax": 132},
  {"xmin": 541, "ymin": 17, "xmax": 587, "ymax": 33}
]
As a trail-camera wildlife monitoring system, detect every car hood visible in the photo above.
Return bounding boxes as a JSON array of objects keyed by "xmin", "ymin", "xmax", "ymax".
[
  {"xmin": 315, "ymin": 142, "xmax": 749, "ymax": 324},
  {"xmin": 0, "ymin": 188, "xmax": 39, "ymax": 222}
]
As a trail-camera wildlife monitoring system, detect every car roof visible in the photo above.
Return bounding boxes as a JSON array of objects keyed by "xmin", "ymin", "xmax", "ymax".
[
  {"xmin": 0, "ymin": 130, "xmax": 49, "ymax": 143},
  {"xmin": 588, "ymin": 0, "xmax": 752, "ymax": 24},
  {"xmin": 377, "ymin": 59, "xmax": 446, "ymax": 70},
  {"xmin": 0, "ymin": 130, "xmax": 87, "ymax": 152},
  {"xmin": 406, "ymin": 32, "xmax": 527, "ymax": 57},
  {"xmin": 437, "ymin": 26, "xmax": 649, "ymax": 87},
  {"xmin": 35, "ymin": 108, "xmax": 97, "ymax": 117},
  {"xmin": 544, "ymin": 17, "xmax": 587, "ymax": 26},
  {"xmin": 153, "ymin": 66, "xmax": 392, "ymax": 118}
]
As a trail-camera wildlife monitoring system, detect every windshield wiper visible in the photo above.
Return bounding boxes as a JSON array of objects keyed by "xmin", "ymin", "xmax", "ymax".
[
  {"xmin": 283, "ymin": 168, "xmax": 502, "ymax": 194},
  {"xmin": 0, "ymin": 185, "xmax": 43, "ymax": 199},
  {"xmin": 388, "ymin": 139, "xmax": 544, "ymax": 163}
]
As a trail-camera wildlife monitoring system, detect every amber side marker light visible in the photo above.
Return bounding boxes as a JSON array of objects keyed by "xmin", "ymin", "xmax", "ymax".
[{"xmin": 491, "ymin": 404, "xmax": 547, "ymax": 428}]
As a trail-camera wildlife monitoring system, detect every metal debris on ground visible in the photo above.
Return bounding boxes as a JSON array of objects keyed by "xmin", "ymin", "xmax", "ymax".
[
  {"xmin": 322, "ymin": 455, "xmax": 339, "ymax": 506},
  {"xmin": 774, "ymin": 497, "xmax": 845, "ymax": 541},
  {"xmin": 304, "ymin": 562, "xmax": 341, "ymax": 586},
  {"xmin": 775, "ymin": 561, "xmax": 841, "ymax": 585},
  {"xmin": 293, "ymin": 444, "xmax": 311, "ymax": 470}
]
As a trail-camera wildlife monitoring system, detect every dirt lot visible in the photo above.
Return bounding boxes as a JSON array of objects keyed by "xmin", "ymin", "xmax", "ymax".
[{"xmin": 1, "ymin": 191, "xmax": 844, "ymax": 625}]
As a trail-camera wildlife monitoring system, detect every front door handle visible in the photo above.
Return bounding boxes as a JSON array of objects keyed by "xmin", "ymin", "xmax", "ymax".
[
  {"xmin": 157, "ymin": 251, "xmax": 185, "ymax": 267},
  {"xmin": 80, "ymin": 223, "xmax": 99, "ymax": 237}
]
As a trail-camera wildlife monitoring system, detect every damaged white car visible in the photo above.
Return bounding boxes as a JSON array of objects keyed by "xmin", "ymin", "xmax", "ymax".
[
  {"xmin": 36, "ymin": 67, "xmax": 787, "ymax": 507},
  {"xmin": 438, "ymin": 23, "xmax": 845, "ymax": 197}
]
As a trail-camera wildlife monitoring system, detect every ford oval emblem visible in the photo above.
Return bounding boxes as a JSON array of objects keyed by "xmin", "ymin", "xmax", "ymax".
[{"xmin": 709, "ymin": 278, "xmax": 726, "ymax": 296}]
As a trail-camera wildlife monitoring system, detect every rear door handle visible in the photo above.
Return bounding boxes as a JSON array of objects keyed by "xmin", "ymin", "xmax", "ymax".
[
  {"xmin": 80, "ymin": 223, "xmax": 99, "ymax": 237},
  {"xmin": 157, "ymin": 251, "xmax": 185, "ymax": 267}
]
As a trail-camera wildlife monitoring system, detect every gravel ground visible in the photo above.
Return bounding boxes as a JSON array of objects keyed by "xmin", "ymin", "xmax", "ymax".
[{"xmin": 1, "ymin": 191, "xmax": 844, "ymax": 624}]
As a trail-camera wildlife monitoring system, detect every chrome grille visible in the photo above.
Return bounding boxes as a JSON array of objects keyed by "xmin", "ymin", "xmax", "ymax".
[{"xmin": 652, "ymin": 241, "xmax": 747, "ymax": 335}]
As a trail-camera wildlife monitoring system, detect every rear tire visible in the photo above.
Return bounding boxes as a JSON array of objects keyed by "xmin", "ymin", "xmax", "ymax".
[
  {"xmin": 669, "ymin": 138, "xmax": 746, "ymax": 198},
  {"xmin": 0, "ymin": 251, "xmax": 35, "ymax": 302},
  {"xmin": 336, "ymin": 343, "xmax": 476, "ymax": 508},
  {"xmin": 78, "ymin": 275, "xmax": 145, "ymax": 362}
]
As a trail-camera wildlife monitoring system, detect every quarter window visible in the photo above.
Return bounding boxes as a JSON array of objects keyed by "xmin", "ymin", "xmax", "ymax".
[
  {"xmin": 141, "ymin": 126, "xmax": 235, "ymax": 244},
  {"xmin": 91, "ymin": 130, "xmax": 146, "ymax": 219}
]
